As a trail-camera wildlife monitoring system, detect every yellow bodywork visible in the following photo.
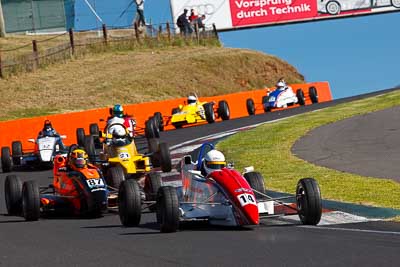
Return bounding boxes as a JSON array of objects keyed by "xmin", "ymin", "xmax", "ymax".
[
  {"xmin": 100, "ymin": 133, "xmax": 151, "ymax": 175},
  {"xmin": 171, "ymin": 101, "xmax": 207, "ymax": 125}
]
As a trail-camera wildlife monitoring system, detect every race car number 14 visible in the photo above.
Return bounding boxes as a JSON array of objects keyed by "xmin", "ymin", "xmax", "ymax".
[
  {"xmin": 86, "ymin": 179, "xmax": 104, "ymax": 188},
  {"xmin": 237, "ymin": 193, "xmax": 256, "ymax": 206}
]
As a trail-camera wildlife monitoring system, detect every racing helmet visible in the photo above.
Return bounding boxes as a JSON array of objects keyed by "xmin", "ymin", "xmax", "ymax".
[
  {"xmin": 69, "ymin": 149, "xmax": 88, "ymax": 169},
  {"xmin": 44, "ymin": 119, "xmax": 52, "ymax": 131},
  {"xmin": 187, "ymin": 95, "xmax": 197, "ymax": 105},
  {"xmin": 112, "ymin": 104, "xmax": 124, "ymax": 118},
  {"xmin": 112, "ymin": 126, "xmax": 127, "ymax": 139},
  {"xmin": 201, "ymin": 150, "xmax": 226, "ymax": 176},
  {"xmin": 276, "ymin": 81, "xmax": 286, "ymax": 89}
]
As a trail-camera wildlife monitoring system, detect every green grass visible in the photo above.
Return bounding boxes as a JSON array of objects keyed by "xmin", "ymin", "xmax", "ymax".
[{"xmin": 218, "ymin": 90, "xmax": 400, "ymax": 209}]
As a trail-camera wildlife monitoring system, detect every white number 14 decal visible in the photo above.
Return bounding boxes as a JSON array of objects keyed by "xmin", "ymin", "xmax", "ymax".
[{"xmin": 237, "ymin": 193, "xmax": 256, "ymax": 206}]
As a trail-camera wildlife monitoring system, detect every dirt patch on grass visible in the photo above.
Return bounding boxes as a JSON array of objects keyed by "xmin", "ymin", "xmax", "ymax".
[{"xmin": 0, "ymin": 46, "xmax": 304, "ymax": 120}]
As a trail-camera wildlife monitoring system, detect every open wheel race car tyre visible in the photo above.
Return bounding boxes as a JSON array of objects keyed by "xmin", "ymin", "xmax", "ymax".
[
  {"xmin": 147, "ymin": 138, "xmax": 159, "ymax": 154},
  {"xmin": 309, "ymin": 86, "xmax": 319, "ymax": 104},
  {"xmin": 1, "ymin": 147, "xmax": 13, "ymax": 173},
  {"xmin": 22, "ymin": 180, "xmax": 40, "ymax": 221},
  {"xmin": 153, "ymin": 112, "xmax": 164, "ymax": 132},
  {"xmin": 76, "ymin": 128, "xmax": 85, "ymax": 148},
  {"xmin": 11, "ymin": 141, "xmax": 23, "ymax": 166},
  {"xmin": 145, "ymin": 117, "xmax": 160, "ymax": 139},
  {"xmin": 5, "ymin": 175, "xmax": 23, "ymax": 215},
  {"xmin": 244, "ymin": 172, "xmax": 266, "ymax": 201},
  {"xmin": 159, "ymin": 143, "xmax": 172, "ymax": 173},
  {"xmin": 84, "ymin": 135, "xmax": 97, "ymax": 161},
  {"xmin": 145, "ymin": 172, "xmax": 162, "ymax": 202},
  {"xmin": 246, "ymin": 98, "xmax": 255, "ymax": 115},
  {"xmin": 157, "ymin": 186, "xmax": 179, "ymax": 233},
  {"xmin": 118, "ymin": 179, "xmax": 142, "ymax": 227},
  {"xmin": 203, "ymin": 103, "xmax": 215, "ymax": 123},
  {"xmin": 296, "ymin": 89, "xmax": 306, "ymax": 106},
  {"xmin": 106, "ymin": 166, "xmax": 125, "ymax": 189},
  {"xmin": 89, "ymin": 123, "xmax": 99, "ymax": 137},
  {"xmin": 217, "ymin": 100, "xmax": 230, "ymax": 121},
  {"xmin": 296, "ymin": 178, "xmax": 322, "ymax": 225},
  {"xmin": 262, "ymin": 96, "xmax": 270, "ymax": 112}
]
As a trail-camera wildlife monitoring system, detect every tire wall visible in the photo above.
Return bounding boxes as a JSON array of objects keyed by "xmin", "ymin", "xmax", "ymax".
[{"xmin": 0, "ymin": 82, "xmax": 332, "ymax": 149}]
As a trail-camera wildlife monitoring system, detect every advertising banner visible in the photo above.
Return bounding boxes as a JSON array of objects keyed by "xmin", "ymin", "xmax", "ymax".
[{"xmin": 170, "ymin": 0, "xmax": 400, "ymax": 31}]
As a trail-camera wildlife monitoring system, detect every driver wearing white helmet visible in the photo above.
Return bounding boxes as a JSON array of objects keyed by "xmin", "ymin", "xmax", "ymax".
[
  {"xmin": 108, "ymin": 125, "xmax": 130, "ymax": 146},
  {"xmin": 200, "ymin": 149, "xmax": 227, "ymax": 176},
  {"xmin": 187, "ymin": 95, "xmax": 198, "ymax": 105},
  {"xmin": 276, "ymin": 79, "xmax": 287, "ymax": 91}
]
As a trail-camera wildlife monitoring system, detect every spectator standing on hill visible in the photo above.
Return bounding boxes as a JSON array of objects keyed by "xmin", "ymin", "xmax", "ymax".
[
  {"xmin": 135, "ymin": 0, "xmax": 145, "ymax": 27},
  {"xmin": 189, "ymin": 9, "xmax": 198, "ymax": 23},
  {"xmin": 177, "ymin": 9, "xmax": 192, "ymax": 36},
  {"xmin": 192, "ymin": 15, "xmax": 206, "ymax": 31}
]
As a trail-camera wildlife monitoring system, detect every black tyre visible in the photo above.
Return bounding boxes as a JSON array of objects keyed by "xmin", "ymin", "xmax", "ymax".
[
  {"xmin": 296, "ymin": 89, "xmax": 305, "ymax": 106},
  {"xmin": 157, "ymin": 186, "xmax": 179, "ymax": 233},
  {"xmin": 1, "ymin": 147, "xmax": 13, "ymax": 173},
  {"xmin": 244, "ymin": 172, "xmax": 266, "ymax": 201},
  {"xmin": 22, "ymin": 180, "xmax": 40, "ymax": 221},
  {"xmin": 145, "ymin": 173, "xmax": 162, "ymax": 210},
  {"xmin": 106, "ymin": 166, "xmax": 125, "ymax": 189},
  {"xmin": 89, "ymin": 123, "xmax": 99, "ymax": 136},
  {"xmin": 153, "ymin": 112, "xmax": 164, "ymax": 132},
  {"xmin": 147, "ymin": 138, "xmax": 159, "ymax": 153},
  {"xmin": 296, "ymin": 178, "xmax": 322, "ymax": 225},
  {"xmin": 145, "ymin": 117, "xmax": 160, "ymax": 139},
  {"xmin": 5, "ymin": 175, "xmax": 23, "ymax": 215},
  {"xmin": 262, "ymin": 96, "xmax": 270, "ymax": 112},
  {"xmin": 171, "ymin": 107, "xmax": 180, "ymax": 115},
  {"xmin": 159, "ymin": 143, "xmax": 172, "ymax": 173},
  {"xmin": 203, "ymin": 103, "xmax": 215, "ymax": 123},
  {"xmin": 118, "ymin": 180, "xmax": 142, "ymax": 227},
  {"xmin": 84, "ymin": 135, "xmax": 97, "ymax": 161},
  {"xmin": 11, "ymin": 141, "xmax": 23, "ymax": 166},
  {"xmin": 76, "ymin": 128, "xmax": 85, "ymax": 147},
  {"xmin": 309, "ymin": 86, "xmax": 319, "ymax": 104},
  {"xmin": 246, "ymin": 98, "xmax": 255, "ymax": 115},
  {"xmin": 217, "ymin": 100, "xmax": 230, "ymax": 120}
]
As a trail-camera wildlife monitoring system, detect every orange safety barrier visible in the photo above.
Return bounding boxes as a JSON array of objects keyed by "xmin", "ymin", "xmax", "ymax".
[{"xmin": 0, "ymin": 82, "xmax": 332, "ymax": 150}]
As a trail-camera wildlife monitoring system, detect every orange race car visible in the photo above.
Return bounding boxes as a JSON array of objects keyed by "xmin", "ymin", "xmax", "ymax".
[{"xmin": 4, "ymin": 146, "xmax": 111, "ymax": 221}]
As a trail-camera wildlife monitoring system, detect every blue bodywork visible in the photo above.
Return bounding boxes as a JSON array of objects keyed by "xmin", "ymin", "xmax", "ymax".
[{"xmin": 264, "ymin": 89, "xmax": 284, "ymax": 109}]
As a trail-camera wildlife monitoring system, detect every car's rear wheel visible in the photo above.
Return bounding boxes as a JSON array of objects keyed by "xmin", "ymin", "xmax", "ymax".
[
  {"xmin": 76, "ymin": 128, "xmax": 85, "ymax": 147},
  {"xmin": 145, "ymin": 172, "xmax": 162, "ymax": 212},
  {"xmin": 296, "ymin": 89, "xmax": 305, "ymax": 106},
  {"xmin": 5, "ymin": 175, "xmax": 23, "ymax": 215},
  {"xmin": 217, "ymin": 100, "xmax": 230, "ymax": 120},
  {"xmin": 203, "ymin": 103, "xmax": 215, "ymax": 123},
  {"xmin": 262, "ymin": 96, "xmax": 270, "ymax": 112},
  {"xmin": 84, "ymin": 135, "xmax": 97, "ymax": 161},
  {"xmin": 296, "ymin": 178, "xmax": 322, "ymax": 225},
  {"xmin": 118, "ymin": 180, "xmax": 142, "ymax": 227},
  {"xmin": 244, "ymin": 172, "xmax": 266, "ymax": 201},
  {"xmin": 246, "ymin": 98, "xmax": 255, "ymax": 115},
  {"xmin": 153, "ymin": 112, "xmax": 164, "ymax": 132},
  {"xmin": 1, "ymin": 147, "xmax": 13, "ymax": 173},
  {"xmin": 11, "ymin": 141, "xmax": 23, "ymax": 166},
  {"xmin": 106, "ymin": 166, "xmax": 125, "ymax": 190},
  {"xmin": 309, "ymin": 86, "xmax": 319, "ymax": 104},
  {"xmin": 89, "ymin": 123, "xmax": 99, "ymax": 137},
  {"xmin": 159, "ymin": 142, "xmax": 172, "ymax": 173},
  {"xmin": 157, "ymin": 186, "xmax": 179, "ymax": 233},
  {"xmin": 22, "ymin": 180, "xmax": 40, "ymax": 221},
  {"xmin": 145, "ymin": 117, "xmax": 160, "ymax": 139}
]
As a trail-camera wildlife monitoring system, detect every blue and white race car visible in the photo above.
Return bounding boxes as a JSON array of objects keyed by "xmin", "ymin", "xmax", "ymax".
[{"xmin": 246, "ymin": 80, "xmax": 319, "ymax": 115}]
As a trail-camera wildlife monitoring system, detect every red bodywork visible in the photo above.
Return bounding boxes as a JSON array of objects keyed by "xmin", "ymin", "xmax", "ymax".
[{"xmin": 208, "ymin": 168, "xmax": 259, "ymax": 225}]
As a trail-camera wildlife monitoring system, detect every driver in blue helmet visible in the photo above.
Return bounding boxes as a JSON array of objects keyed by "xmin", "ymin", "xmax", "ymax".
[{"xmin": 37, "ymin": 119, "xmax": 66, "ymax": 150}]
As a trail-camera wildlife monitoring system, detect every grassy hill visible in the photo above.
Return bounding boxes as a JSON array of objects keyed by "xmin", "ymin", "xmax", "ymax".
[{"xmin": 0, "ymin": 45, "xmax": 304, "ymax": 121}]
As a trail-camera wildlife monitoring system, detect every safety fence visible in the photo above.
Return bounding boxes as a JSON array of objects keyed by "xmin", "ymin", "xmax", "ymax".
[
  {"xmin": 0, "ymin": 22, "xmax": 219, "ymax": 78},
  {"xmin": 0, "ymin": 82, "xmax": 332, "ymax": 150}
]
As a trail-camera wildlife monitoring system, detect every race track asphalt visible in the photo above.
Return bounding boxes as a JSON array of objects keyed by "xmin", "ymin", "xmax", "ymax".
[
  {"xmin": 1, "ymin": 87, "xmax": 400, "ymax": 266},
  {"xmin": 292, "ymin": 105, "xmax": 400, "ymax": 181}
]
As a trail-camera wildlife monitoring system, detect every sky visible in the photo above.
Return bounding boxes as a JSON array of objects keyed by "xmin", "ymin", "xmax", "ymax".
[{"xmin": 143, "ymin": 1, "xmax": 400, "ymax": 99}]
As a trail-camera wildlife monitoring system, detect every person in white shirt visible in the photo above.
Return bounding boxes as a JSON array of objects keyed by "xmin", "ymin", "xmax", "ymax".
[{"xmin": 135, "ymin": 0, "xmax": 145, "ymax": 27}]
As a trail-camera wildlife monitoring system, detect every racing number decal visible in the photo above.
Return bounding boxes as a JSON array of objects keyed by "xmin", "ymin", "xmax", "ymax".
[
  {"xmin": 86, "ymin": 179, "xmax": 104, "ymax": 188},
  {"xmin": 237, "ymin": 193, "xmax": 256, "ymax": 207},
  {"xmin": 119, "ymin": 152, "xmax": 130, "ymax": 160}
]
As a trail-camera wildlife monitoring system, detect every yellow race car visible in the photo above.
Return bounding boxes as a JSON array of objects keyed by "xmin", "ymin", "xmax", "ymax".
[
  {"xmin": 165, "ymin": 95, "xmax": 230, "ymax": 129},
  {"xmin": 83, "ymin": 122, "xmax": 171, "ymax": 190}
]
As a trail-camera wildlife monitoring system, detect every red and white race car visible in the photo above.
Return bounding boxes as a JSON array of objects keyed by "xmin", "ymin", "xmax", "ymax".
[{"xmin": 117, "ymin": 143, "xmax": 322, "ymax": 232}]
